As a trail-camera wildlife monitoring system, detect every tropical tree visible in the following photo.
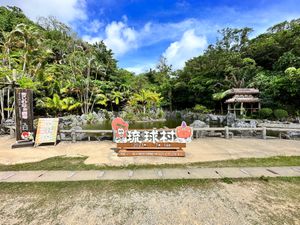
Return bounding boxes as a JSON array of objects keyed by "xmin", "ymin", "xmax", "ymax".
[
  {"xmin": 36, "ymin": 94, "xmax": 81, "ymax": 115},
  {"xmin": 130, "ymin": 90, "xmax": 162, "ymax": 114}
]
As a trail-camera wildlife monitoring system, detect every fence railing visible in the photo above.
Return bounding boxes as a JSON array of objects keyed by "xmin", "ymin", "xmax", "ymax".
[
  {"xmin": 60, "ymin": 127, "xmax": 300, "ymax": 143},
  {"xmin": 4, "ymin": 126, "xmax": 300, "ymax": 143}
]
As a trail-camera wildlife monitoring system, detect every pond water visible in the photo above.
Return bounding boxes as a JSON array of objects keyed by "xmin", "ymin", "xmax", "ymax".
[{"xmin": 83, "ymin": 118, "xmax": 190, "ymax": 130}]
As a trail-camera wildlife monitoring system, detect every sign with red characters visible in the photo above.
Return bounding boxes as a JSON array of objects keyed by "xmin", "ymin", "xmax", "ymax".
[{"xmin": 112, "ymin": 119, "xmax": 192, "ymax": 143}]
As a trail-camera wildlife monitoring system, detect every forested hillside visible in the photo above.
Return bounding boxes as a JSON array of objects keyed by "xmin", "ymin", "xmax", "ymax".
[
  {"xmin": 0, "ymin": 6, "xmax": 299, "ymax": 119},
  {"xmin": 171, "ymin": 23, "xmax": 300, "ymax": 113}
]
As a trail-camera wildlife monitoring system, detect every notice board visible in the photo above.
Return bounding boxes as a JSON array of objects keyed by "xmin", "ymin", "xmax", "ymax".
[{"xmin": 35, "ymin": 118, "xmax": 59, "ymax": 146}]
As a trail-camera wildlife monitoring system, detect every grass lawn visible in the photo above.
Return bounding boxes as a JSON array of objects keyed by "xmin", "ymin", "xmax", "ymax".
[
  {"xmin": 0, "ymin": 176, "xmax": 299, "ymax": 194},
  {"xmin": 0, "ymin": 155, "xmax": 299, "ymax": 171}
]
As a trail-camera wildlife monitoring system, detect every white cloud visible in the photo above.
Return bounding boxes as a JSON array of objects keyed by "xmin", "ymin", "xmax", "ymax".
[
  {"xmin": 84, "ymin": 18, "xmax": 213, "ymax": 57},
  {"xmin": 103, "ymin": 21, "xmax": 138, "ymax": 56},
  {"xmin": 139, "ymin": 19, "xmax": 216, "ymax": 47},
  {"xmin": 84, "ymin": 19, "xmax": 103, "ymax": 33},
  {"xmin": 0, "ymin": 0, "xmax": 87, "ymax": 24},
  {"xmin": 163, "ymin": 29, "xmax": 207, "ymax": 69},
  {"xmin": 82, "ymin": 35, "xmax": 103, "ymax": 44},
  {"xmin": 125, "ymin": 62, "xmax": 155, "ymax": 74},
  {"xmin": 82, "ymin": 20, "xmax": 138, "ymax": 56}
]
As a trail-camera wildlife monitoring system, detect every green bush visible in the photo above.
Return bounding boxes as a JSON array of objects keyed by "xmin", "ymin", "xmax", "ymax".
[
  {"xmin": 259, "ymin": 108, "xmax": 273, "ymax": 119},
  {"xmin": 123, "ymin": 111, "xmax": 137, "ymax": 121},
  {"xmin": 274, "ymin": 109, "xmax": 288, "ymax": 120},
  {"xmin": 193, "ymin": 104, "xmax": 211, "ymax": 113},
  {"xmin": 156, "ymin": 108, "xmax": 165, "ymax": 119},
  {"xmin": 86, "ymin": 113, "xmax": 97, "ymax": 124},
  {"xmin": 175, "ymin": 112, "xmax": 182, "ymax": 119}
]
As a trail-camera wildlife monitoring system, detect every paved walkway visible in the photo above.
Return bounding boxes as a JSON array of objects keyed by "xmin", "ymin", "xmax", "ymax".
[
  {"xmin": 1, "ymin": 166, "xmax": 300, "ymax": 182},
  {"xmin": 1, "ymin": 136, "xmax": 300, "ymax": 166}
]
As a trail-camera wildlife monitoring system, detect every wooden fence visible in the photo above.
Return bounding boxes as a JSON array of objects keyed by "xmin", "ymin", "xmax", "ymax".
[
  {"xmin": 59, "ymin": 127, "xmax": 300, "ymax": 143},
  {"xmin": 4, "ymin": 126, "xmax": 300, "ymax": 143}
]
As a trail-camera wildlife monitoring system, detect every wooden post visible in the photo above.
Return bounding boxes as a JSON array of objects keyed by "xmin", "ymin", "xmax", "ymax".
[
  {"xmin": 262, "ymin": 127, "xmax": 266, "ymax": 140},
  {"xmin": 225, "ymin": 126, "xmax": 229, "ymax": 139},
  {"xmin": 233, "ymin": 104, "xmax": 236, "ymax": 116},
  {"xmin": 240, "ymin": 102, "xmax": 243, "ymax": 116},
  {"xmin": 71, "ymin": 129, "xmax": 76, "ymax": 143},
  {"xmin": 9, "ymin": 127, "xmax": 15, "ymax": 138}
]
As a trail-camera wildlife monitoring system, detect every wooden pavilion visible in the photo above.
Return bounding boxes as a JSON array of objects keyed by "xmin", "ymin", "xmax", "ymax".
[{"xmin": 225, "ymin": 88, "xmax": 260, "ymax": 115}]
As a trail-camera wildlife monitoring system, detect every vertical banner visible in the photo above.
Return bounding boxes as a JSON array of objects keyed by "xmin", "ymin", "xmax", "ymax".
[{"xmin": 15, "ymin": 88, "xmax": 34, "ymax": 141}]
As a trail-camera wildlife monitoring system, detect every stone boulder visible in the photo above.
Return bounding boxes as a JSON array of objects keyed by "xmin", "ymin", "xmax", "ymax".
[
  {"xmin": 3, "ymin": 119, "xmax": 15, "ymax": 126},
  {"xmin": 70, "ymin": 126, "xmax": 86, "ymax": 141},
  {"xmin": 190, "ymin": 120, "xmax": 209, "ymax": 128},
  {"xmin": 223, "ymin": 112, "xmax": 236, "ymax": 126},
  {"xmin": 287, "ymin": 131, "xmax": 300, "ymax": 139},
  {"xmin": 190, "ymin": 120, "xmax": 209, "ymax": 138},
  {"xmin": 232, "ymin": 119, "xmax": 257, "ymax": 128}
]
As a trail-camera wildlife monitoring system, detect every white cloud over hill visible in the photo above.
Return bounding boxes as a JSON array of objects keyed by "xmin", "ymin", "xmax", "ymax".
[{"xmin": 163, "ymin": 29, "xmax": 207, "ymax": 70}]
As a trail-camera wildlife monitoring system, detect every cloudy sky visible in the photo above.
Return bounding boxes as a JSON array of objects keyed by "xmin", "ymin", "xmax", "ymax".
[{"xmin": 1, "ymin": 0, "xmax": 300, "ymax": 73}]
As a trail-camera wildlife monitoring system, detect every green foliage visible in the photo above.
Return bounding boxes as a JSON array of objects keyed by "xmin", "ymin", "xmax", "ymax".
[
  {"xmin": 212, "ymin": 90, "xmax": 231, "ymax": 101},
  {"xmin": 36, "ymin": 94, "xmax": 81, "ymax": 115},
  {"xmin": 273, "ymin": 109, "xmax": 288, "ymax": 120},
  {"xmin": 129, "ymin": 89, "xmax": 162, "ymax": 114},
  {"xmin": 17, "ymin": 76, "xmax": 40, "ymax": 91},
  {"xmin": 259, "ymin": 108, "xmax": 273, "ymax": 119},
  {"xmin": 193, "ymin": 104, "xmax": 211, "ymax": 113},
  {"xmin": 0, "ymin": 5, "xmax": 299, "ymax": 117},
  {"xmin": 156, "ymin": 108, "xmax": 165, "ymax": 119}
]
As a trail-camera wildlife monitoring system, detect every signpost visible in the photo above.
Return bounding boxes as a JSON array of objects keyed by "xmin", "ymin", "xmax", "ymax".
[
  {"xmin": 112, "ymin": 118, "xmax": 192, "ymax": 157},
  {"xmin": 12, "ymin": 88, "xmax": 34, "ymax": 148},
  {"xmin": 35, "ymin": 118, "xmax": 59, "ymax": 146}
]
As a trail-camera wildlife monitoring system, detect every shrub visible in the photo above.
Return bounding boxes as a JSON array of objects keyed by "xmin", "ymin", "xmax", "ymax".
[
  {"xmin": 259, "ymin": 108, "xmax": 273, "ymax": 119},
  {"xmin": 274, "ymin": 109, "xmax": 288, "ymax": 120},
  {"xmin": 175, "ymin": 112, "xmax": 182, "ymax": 119},
  {"xmin": 86, "ymin": 113, "xmax": 97, "ymax": 124},
  {"xmin": 193, "ymin": 104, "xmax": 211, "ymax": 113},
  {"xmin": 123, "ymin": 111, "xmax": 137, "ymax": 121},
  {"xmin": 156, "ymin": 108, "xmax": 165, "ymax": 119}
]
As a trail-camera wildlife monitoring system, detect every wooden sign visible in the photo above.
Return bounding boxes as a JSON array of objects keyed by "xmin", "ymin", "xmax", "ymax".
[
  {"xmin": 117, "ymin": 142, "xmax": 186, "ymax": 157},
  {"xmin": 113, "ymin": 119, "xmax": 192, "ymax": 157},
  {"xmin": 15, "ymin": 89, "xmax": 34, "ymax": 141},
  {"xmin": 35, "ymin": 118, "xmax": 59, "ymax": 146}
]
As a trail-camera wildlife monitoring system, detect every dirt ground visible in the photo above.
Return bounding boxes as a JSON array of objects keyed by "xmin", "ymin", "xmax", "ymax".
[
  {"xmin": 0, "ymin": 179, "xmax": 299, "ymax": 225},
  {"xmin": 0, "ymin": 135, "xmax": 300, "ymax": 166}
]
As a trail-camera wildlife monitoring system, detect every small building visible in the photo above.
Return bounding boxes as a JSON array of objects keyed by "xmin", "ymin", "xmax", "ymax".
[{"xmin": 225, "ymin": 88, "xmax": 260, "ymax": 115}]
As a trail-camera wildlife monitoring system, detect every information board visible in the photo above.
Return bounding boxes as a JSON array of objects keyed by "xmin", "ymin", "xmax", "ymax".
[{"xmin": 35, "ymin": 118, "xmax": 59, "ymax": 146}]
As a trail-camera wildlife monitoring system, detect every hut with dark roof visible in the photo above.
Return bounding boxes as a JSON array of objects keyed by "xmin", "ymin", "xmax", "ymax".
[{"xmin": 225, "ymin": 88, "xmax": 260, "ymax": 115}]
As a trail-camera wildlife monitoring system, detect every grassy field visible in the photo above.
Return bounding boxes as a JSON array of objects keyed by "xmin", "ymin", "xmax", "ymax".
[
  {"xmin": 0, "ymin": 176, "xmax": 298, "ymax": 193},
  {"xmin": 0, "ymin": 155, "xmax": 299, "ymax": 171},
  {"xmin": 0, "ymin": 177, "xmax": 299, "ymax": 225}
]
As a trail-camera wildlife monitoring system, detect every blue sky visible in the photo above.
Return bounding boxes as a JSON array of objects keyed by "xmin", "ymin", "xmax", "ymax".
[{"xmin": 1, "ymin": 0, "xmax": 300, "ymax": 73}]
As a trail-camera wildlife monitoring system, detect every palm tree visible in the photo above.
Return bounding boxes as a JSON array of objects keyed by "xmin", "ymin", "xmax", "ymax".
[
  {"xmin": 36, "ymin": 94, "xmax": 81, "ymax": 116},
  {"xmin": 10, "ymin": 23, "xmax": 42, "ymax": 75},
  {"xmin": 90, "ymin": 93, "xmax": 108, "ymax": 113},
  {"xmin": 108, "ymin": 90, "xmax": 123, "ymax": 111},
  {"xmin": 130, "ymin": 90, "xmax": 162, "ymax": 114}
]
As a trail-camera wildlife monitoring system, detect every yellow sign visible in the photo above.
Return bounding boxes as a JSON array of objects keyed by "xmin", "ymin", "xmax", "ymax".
[{"xmin": 35, "ymin": 118, "xmax": 59, "ymax": 146}]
